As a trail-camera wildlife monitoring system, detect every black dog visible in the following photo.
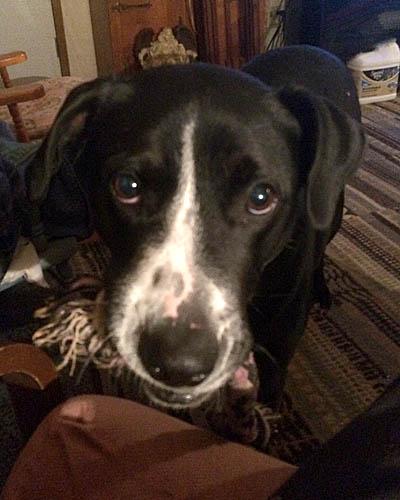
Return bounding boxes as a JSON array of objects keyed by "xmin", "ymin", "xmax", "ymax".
[{"xmin": 28, "ymin": 46, "xmax": 365, "ymax": 408}]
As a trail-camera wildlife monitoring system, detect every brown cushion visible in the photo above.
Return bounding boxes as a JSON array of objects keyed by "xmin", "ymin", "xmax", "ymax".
[{"xmin": 2, "ymin": 395, "xmax": 296, "ymax": 499}]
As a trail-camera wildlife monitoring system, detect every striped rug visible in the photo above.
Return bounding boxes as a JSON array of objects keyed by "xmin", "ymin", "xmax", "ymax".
[{"xmin": 269, "ymin": 97, "xmax": 400, "ymax": 464}]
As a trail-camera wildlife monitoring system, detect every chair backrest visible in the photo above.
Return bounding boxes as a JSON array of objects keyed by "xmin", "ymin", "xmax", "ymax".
[
  {"xmin": 0, "ymin": 51, "xmax": 28, "ymax": 87},
  {"xmin": 0, "ymin": 51, "xmax": 45, "ymax": 142},
  {"xmin": 0, "ymin": 342, "xmax": 61, "ymax": 441},
  {"xmin": 0, "ymin": 342, "xmax": 58, "ymax": 390}
]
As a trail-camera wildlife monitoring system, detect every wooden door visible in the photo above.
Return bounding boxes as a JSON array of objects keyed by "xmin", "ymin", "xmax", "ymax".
[{"xmin": 91, "ymin": 0, "xmax": 193, "ymax": 75}]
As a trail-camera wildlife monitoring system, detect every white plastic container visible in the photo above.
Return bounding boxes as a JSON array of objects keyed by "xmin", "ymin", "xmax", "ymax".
[{"xmin": 347, "ymin": 40, "xmax": 400, "ymax": 105}]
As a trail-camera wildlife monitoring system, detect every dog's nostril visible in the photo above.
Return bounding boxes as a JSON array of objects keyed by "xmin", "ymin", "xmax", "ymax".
[{"xmin": 138, "ymin": 318, "xmax": 219, "ymax": 388}]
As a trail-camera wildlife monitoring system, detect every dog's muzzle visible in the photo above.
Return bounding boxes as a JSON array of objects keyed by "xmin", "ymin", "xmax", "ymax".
[
  {"xmin": 112, "ymin": 266, "xmax": 251, "ymax": 408},
  {"xmin": 138, "ymin": 304, "xmax": 219, "ymax": 388}
]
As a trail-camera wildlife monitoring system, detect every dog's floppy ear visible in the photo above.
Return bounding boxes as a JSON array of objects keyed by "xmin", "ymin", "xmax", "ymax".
[
  {"xmin": 277, "ymin": 87, "xmax": 365, "ymax": 230},
  {"xmin": 27, "ymin": 78, "xmax": 131, "ymax": 204}
]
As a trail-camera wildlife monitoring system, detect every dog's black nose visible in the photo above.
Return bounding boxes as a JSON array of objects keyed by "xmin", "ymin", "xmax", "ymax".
[{"xmin": 138, "ymin": 315, "xmax": 219, "ymax": 387}]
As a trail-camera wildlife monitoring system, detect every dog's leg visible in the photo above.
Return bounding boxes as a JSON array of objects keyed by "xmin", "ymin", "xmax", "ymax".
[
  {"xmin": 312, "ymin": 192, "xmax": 345, "ymax": 310},
  {"xmin": 313, "ymin": 259, "xmax": 332, "ymax": 310},
  {"xmin": 250, "ymin": 270, "xmax": 315, "ymax": 408}
]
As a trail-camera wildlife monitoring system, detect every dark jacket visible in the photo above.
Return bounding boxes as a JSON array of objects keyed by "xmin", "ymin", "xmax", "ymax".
[{"xmin": 0, "ymin": 127, "xmax": 92, "ymax": 284}]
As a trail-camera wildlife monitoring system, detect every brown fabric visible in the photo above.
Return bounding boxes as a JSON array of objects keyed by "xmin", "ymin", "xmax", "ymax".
[{"xmin": 1, "ymin": 395, "xmax": 296, "ymax": 500}]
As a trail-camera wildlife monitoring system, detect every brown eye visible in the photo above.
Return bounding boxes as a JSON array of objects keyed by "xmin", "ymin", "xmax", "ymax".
[
  {"xmin": 112, "ymin": 173, "xmax": 141, "ymax": 204},
  {"xmin": 247, "ymin": 183, "xmax": 278, "ymax": 215}
]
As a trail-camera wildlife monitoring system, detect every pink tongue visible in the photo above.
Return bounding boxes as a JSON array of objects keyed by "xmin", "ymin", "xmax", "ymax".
[
  {"xmin": 231, "ymin": 365, "xmax": 252, "ymax": 390},
  {"xmin": 231, "ymin": 352, "xmax": 255, "ymax": 389}
]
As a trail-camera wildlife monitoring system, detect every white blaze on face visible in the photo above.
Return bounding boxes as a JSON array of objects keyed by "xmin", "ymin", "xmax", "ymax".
[
  {"xmin": 112, "ymin": 116, "xmax": 245, "ymax": 393},
  {"xmin": 160, "ymin": 118, "xmax": 198, "ymax": 318},
  {"xmin": 114, "ymin": 118, "xmax": 199, "ymax": 358}
]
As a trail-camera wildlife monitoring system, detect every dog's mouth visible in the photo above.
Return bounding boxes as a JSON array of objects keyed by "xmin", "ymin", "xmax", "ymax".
[
  {"xmin": 142, "ymin": 383, "xmax": 211, "ymax": 409},
  {"xmin": 139, "ymin": 336, "xmax": 253, "ymax": 410}
]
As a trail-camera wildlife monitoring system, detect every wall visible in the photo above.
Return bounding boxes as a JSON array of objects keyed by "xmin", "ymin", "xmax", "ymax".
[
  {"xmin": 0, "ymin": 0, "xmax": 61, "ymax": 78},
  {"xmin": 61, "ymin": 0, "xmax": 98, "ymax": 79}
]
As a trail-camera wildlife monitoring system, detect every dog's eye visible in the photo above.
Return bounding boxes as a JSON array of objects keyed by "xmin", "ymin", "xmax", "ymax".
[
  {"xmin": 112, "ymin": 174, "xmax": 140, "ymax": 204},
  {"xmin": 247, "ymin": 183, "xmax": 278, "ymax": 215}
]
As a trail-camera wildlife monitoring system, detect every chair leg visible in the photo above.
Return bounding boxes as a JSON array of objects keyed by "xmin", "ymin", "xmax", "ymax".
[
  {"xmin": 6, "ymin": 103, "xmax": 29, "ymax": 142},
  {"xmin": 1, "ymin": 65, "xmax": 30, "ymax": 142},
  {"xmin": 0, "ymin": 66, "xmax": 12, "ymax": 87}
]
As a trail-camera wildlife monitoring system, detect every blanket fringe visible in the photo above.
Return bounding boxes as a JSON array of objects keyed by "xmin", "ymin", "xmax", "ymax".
[{"xmin": 33, "ymin": 292, "xmax": 124, "ymax": 376}]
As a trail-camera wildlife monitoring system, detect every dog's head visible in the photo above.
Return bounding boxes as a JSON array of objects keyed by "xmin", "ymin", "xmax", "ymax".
[{"xmin": 29, "ymin": 64, "xmax": 364, "ymax": 408}]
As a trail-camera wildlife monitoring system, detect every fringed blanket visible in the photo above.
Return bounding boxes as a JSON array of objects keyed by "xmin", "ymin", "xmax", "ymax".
[{"xmin": 32, "ymin": 248, "xmax": 275, "ymax": 450}]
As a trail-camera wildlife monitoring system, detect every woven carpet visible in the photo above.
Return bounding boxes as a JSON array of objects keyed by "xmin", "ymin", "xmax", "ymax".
[{"xmin": 269, "ymin": 97, "xmax": 400, "ymax": 464}]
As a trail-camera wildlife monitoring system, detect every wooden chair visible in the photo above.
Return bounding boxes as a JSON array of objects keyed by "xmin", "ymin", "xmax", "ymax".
[
  {"xmin": 0, "ymin": 51, "xmax": 45, "ymax": 142},
  {"xmin": 0, "ymin": 342, "xmax": 63, "ymax": 440},
  {"xmin": 0, "ymin": 50, "xmax": 85, "ymax": 142}
]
